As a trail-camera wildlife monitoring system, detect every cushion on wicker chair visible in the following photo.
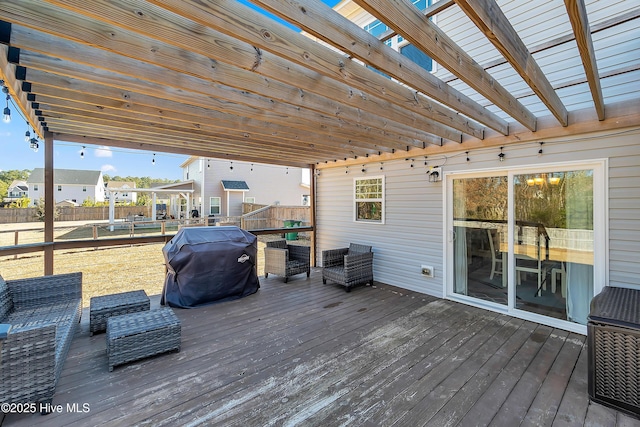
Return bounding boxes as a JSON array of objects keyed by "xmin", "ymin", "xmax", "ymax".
[{"xmin": 322, "ymin": 244, "xmax": 374, "ymax": 292}]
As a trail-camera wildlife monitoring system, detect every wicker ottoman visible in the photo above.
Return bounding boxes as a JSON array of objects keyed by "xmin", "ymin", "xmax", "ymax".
[
  {"xmin": 588, "ymin": 286, "xmax": 640, "ymax": 419},
  {"xmin": 106, "ymin": 308, "xmax": 181, "ymax": 372},
  {"xmin": 90, "ymin": 290, "xmax": 150, "ymax": 336}
]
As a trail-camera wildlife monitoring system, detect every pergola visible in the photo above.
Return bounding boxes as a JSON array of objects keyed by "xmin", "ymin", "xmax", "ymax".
[{"xmin": 0, "ymin": 0, "xmax": 638, "ymax": 272}]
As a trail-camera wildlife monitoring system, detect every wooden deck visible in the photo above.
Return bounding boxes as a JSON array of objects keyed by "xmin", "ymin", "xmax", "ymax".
[{"xmin": 3, "ymin": 271, "xmax": 639, "ymax": 426}]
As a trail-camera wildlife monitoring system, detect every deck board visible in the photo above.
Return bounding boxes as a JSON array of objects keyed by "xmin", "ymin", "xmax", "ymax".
[{"xmin": 3, "ymin": 271, "xmax": 639, "ymax": 426}]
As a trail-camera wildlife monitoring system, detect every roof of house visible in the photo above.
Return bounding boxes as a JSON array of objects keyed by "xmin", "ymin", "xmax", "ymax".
[
  {"xmin": 8, "ymin": 180, "xmax": 28, "ymax": 191},
  {"xmin": 26, "ymin": 168, "xmax": 102, "ymax": 186},
  {"xmin": 106, "ymin": 181, "xmax": 136, "ymax": 190},
  {"xmin": 221, "ymin": 180, "xmax": 250, "ymax": 191}
]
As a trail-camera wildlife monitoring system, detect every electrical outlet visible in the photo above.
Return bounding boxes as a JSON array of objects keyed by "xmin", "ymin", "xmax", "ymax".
[{"xmin": 421, "ymin": 265, "xmax": 434, "ymax": 278}]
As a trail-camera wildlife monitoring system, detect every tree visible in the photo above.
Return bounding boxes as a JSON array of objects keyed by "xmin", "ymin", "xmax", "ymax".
[
  {"xmin": 34, "ymin": 198, "xmax": 59, "ymax": 221},
  {"xmin": 9, "ymin": 197, "xmax": 31, "ymax": 208}
]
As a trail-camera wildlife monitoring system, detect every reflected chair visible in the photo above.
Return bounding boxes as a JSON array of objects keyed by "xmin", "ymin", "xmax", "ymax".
[
  {"xmin": 322, "ymin": 243, "xmax": 374, "ymax": 292},
  {"xmin": 515, "ymin": 243, "xmax": 546, "ymax": 296},
  {"xmin": 264, "ymin": 240, "xmax": 310, "ymax": 283},
  {"xmin": 551, "ymin": 262, "xmax": 567, "ymax": 298},
  {"xmin": 488, "ymin": 229, "xmax": 505, "ymax": 287}
]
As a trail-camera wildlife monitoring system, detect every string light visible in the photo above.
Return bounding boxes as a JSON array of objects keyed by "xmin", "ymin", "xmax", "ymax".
[
  {"xmin": 466, "ymin": 151, "xmax": 470, "ymax": 162},
  {"xmin": 286, "ymin": 167, "xmax": 289, "ymax": 175},
  {"xmin": 380, "ymin": 162, "xmax": 383, "ymax": 171},
  {"xmin": 24, "ymin": 125, "xmax": 30, "ymax": 142},
  {"xmin": 230, "ymin": 161, "xmax": 233, "ymax": 171},
  {"xmin": 2, "ymin": 84, "xmax": 10, "ymax": 123},
  {"xmin": 80, "ymin": 146, "xmax": 85, "ymax": 158},
  {"xmin": 361, "ymin": 164, "xmax": 366, "ymax": 173},
  {"xmin": 152, "ymin": 153, "xmax": 155, "ymax": 165},
  {"xmin": 538, "ymin": 141, "xmax": 544, "ymax": 156},
  {"xmin": 29, "ymin": 137, "xmax": 39, "ymax": 152},
  {"xmin": 498, "ymin": 147, "xmax": 505, "ymax": 162}
]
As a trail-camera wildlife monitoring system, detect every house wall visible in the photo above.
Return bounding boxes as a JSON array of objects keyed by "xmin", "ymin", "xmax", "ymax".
[
  {"xmin": 29, "ymin": 182, "xmax": 104, "ymax": 205},
  {"xmin": 194, "ymin": 159, "xmax": 309, "ymax": 216},
  {"xmin": 315, "ymin": 128, "xmax": 640, "ymax": 297}
]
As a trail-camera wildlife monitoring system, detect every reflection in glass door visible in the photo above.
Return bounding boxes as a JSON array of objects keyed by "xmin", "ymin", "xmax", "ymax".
[
  {"xmin": 449, "ymin": 167, "xmax": 598, "ymax": 327},
  {"xmin": 514, "ymin": 170, "xmax": 594, "ymax": 323},
  {"xmin": 452, "ymin": 176, "xmax": 509, "ymax": 306}
]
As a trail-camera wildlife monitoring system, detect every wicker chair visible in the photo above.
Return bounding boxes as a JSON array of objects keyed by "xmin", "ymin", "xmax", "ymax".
[
  {"xmin": 322, "ymin": 243, "xmax": 374, "ymax": 292},
  {"xmin": 0, "ymin": 272, "xmax": 82, "ymax": 410},
  {"xmin": 264, "ymin": 240, "xmax": 310, "ymax": 283}
]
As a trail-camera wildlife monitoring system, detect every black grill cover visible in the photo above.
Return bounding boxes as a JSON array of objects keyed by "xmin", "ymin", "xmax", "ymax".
[{"xmin": 161, "ymin": 226, "xmax": 259, "ymax": 308}]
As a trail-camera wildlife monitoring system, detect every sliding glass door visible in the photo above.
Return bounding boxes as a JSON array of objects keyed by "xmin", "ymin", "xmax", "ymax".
[
  {"xmin": 452, "ymin": 175, "xmax": 509, "ymax": 306},
  {"xmin": 448, "ymin": 163, "xmax": 604, "ymax": 329}
]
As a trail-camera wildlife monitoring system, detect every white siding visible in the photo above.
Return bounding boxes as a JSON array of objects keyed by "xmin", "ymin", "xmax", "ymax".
[
  {"xmin": 197, "ymin": 160, "xmax": 309, "ymax": 216},
  {"xmin": 316, "ymin": 128, "xmax": 640, "ymax": 297}
]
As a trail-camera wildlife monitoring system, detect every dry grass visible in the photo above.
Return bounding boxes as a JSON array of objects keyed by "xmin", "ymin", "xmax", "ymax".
[
  {"xmin": 1, "ymin": 244, "xmax": 169, "ymax": 308},
  {"xmin": 1, "ymin": 225, "xmax": 309, "ymax": 307}
]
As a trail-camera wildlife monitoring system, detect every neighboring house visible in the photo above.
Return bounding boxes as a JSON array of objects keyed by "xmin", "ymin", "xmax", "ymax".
[
  {"xmin": 3, "ymin": 180, "xmax": 28, "ymax": 203},
  {"xmin": 26, "ymin": 168, "xmax": 105, "ymax": 206},
  {"xmin": 105, "ymin": 181, "xmax": 137, "ymax": 204},
  {"xmin": 313, "ymin": 0, "xmax": 640, "ymax": 336},
  {"xmin": 181, "ymin": 158, "xmax": 310, "ymax": 217}
]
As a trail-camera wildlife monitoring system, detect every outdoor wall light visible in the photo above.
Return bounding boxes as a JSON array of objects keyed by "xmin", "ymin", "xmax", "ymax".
[{"xmin": 428, "ymin": 166, "xmax": 442, "ymax": 183}]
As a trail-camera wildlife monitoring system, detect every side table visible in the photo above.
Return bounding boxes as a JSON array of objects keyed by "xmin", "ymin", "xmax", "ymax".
[
  {"xmin": 588, "ymin": 286, "xmax": 640, "ymax": 419},
  {"xmin": 106, "ymin": 308, "xmax": 181, "ymax": 371},
  {"xmin": 90, "ymin": 290, "xmax": 150, "ymax": 336}
]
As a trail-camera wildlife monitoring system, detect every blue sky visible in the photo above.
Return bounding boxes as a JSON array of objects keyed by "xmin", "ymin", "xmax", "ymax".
[{"xmin": 0, "ymin": 0, "xmax": 343, "ymax": 181}]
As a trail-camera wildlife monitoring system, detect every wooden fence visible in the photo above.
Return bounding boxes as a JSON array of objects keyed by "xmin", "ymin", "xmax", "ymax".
[
  {"xmin": 0, "ymin": 206, "xmax": 152, "ymax": 224},
  {"xmin": 241, "ymin": 205, "xmax": 310, "ymax": 230}
]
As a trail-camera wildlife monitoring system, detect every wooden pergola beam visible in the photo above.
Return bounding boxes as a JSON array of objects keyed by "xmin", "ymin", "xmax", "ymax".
[
  {"xmin": 354, "ymin": 0, "xmax": 537, "ymax": 131},
  {"xmin": 103, "ymin": 0, "xmax": 480, "ymax": 139},
  {"xmin": 53, "ymin": 133, "xmax": 313, "ymax": 168},
  {"xmin": 454, "ymin": 0, "xmax": 569, "ymax": 127},
  {"xmin": 564, "ymin": 0, "xmax": 605, "ymax": 121},
  {"xmin": 5, "ymin": 23, "xmax": 445, "ymax": 149},
  {"xmin": 7, "ymin": 0, "xmax": 462, "ymax": 142},
  {"xmin": 252, "ymin": 0, "xmax": 508, "ymax": 135},
  {"xmin": 23, "ymin": 73, "xmax": 390, "ymax": 158}
]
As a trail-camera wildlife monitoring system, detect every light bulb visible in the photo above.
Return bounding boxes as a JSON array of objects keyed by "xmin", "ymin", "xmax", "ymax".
[{"xmin": 24, "ymin": 130, "xmax": 30, "ymax": 142}]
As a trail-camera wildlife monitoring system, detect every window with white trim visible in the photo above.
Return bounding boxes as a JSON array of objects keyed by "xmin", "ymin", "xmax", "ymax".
[
  {"xmin": 354, "ymin": 176, "xmax": 385, "ymax": 223},
  {"xmin": 209, "ymin": 197, "xmax": 221, "ymax": 215}
]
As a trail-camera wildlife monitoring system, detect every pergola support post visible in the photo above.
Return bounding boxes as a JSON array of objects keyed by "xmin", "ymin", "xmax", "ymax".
[{"xmin": 44, "ymin": 131, "xmax": 54, "ymax": 275}]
